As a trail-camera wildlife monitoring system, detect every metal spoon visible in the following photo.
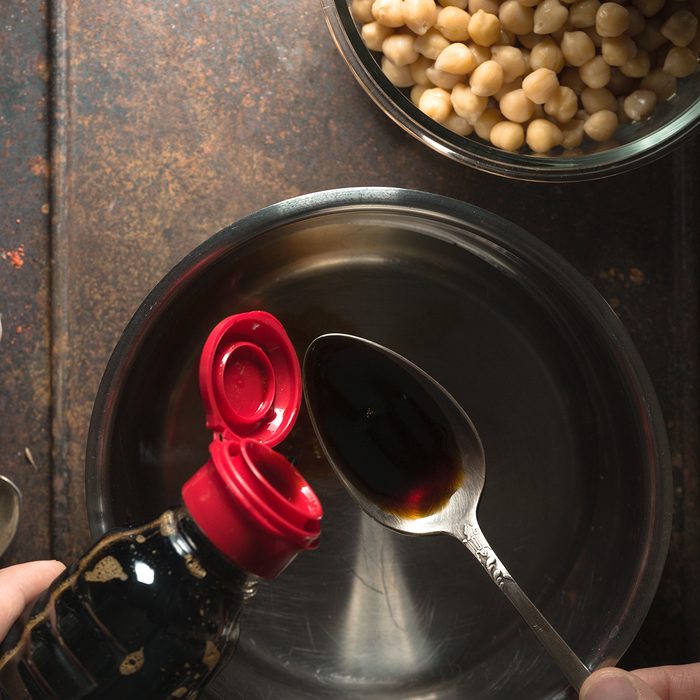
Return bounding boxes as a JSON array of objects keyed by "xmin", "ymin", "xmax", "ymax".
[
  {"xmin": 303, "ymin": 333, "xmax": 590, "ymax": 692},
  {"xmin": 0, "ymin": 475, "xmax": 21, "ymax": 558}
]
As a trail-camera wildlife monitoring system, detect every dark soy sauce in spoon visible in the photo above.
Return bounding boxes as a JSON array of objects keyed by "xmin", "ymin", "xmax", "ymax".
[{"xmin": 304, "ymin": 336, "xmax": 463, "ymax": 518}]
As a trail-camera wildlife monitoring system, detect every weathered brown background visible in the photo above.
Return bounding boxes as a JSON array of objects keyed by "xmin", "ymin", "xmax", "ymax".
[{"xmin": 1, "ymin": 0, "xmax": 698, "ymax": 672}]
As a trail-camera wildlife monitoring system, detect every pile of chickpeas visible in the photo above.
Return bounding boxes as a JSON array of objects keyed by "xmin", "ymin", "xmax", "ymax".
[{"xmin": 351, "ymin": 0, "xmax": 700, "ymax": 154}]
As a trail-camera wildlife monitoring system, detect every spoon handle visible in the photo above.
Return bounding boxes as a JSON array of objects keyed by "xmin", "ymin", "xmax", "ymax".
[{"xmin": 460, "ymin": 521, "xmax": 590, "ymax": 693}]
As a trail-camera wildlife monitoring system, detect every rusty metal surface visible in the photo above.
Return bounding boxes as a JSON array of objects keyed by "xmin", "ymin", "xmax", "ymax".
[
  {"xmin": 0, "ymin": 0, "xmax": 698, "ymax": 677},
  {"xmin": 0, "ymin": 0, "xmax": 53, "ymax": 564}
]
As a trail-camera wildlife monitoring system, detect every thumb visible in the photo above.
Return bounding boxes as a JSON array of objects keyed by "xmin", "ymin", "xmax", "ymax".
[{"xmin": 581, "ymin": 668, "xmax": 661, "ymax": 700}]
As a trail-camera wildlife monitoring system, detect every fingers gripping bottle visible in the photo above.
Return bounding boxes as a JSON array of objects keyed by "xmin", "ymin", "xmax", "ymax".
[{"xmin": 0, "ymin": 312, "xmax": 322, "ymax": 699}]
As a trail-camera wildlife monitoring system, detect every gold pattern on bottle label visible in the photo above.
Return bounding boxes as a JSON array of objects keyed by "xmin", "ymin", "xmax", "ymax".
[
  {"xmin": 84, "ymin": 555, "xmax": 128, "ymax": 583},
  {"xmin": 185, "ymin": 555, "xmax": 207, "ymax": 579},
  {"xmin": 202, "ymin": 640, "xmax": 220, "ymax": 671},
  {"xmin": 119, "ymin": 648, "xmax": 145, "ymax": 675}
]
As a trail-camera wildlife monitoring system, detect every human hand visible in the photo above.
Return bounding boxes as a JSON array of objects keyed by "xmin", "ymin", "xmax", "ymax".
[
  {"xmin": 0, "ymin": 561, "xmax": 65, "ymax": 639},
  {"xmin": 580, "ymin": 663, "xmax": 700, "ymax": 700}
]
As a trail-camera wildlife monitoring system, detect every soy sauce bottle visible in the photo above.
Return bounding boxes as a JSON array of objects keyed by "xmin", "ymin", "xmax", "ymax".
[{"xmin": 0, "ymin": 312, "xmax": 322, "ymax": 699}]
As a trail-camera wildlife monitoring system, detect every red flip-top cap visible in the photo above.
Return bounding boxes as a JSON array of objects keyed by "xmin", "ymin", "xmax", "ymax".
[
  {"xmin": 182, "ymin": 439, "xmax": 322, "ymax": 578},
  {"xmin": 182, "ymin": 311, "xmax": 322, "ymax": 578},
  {"xmin": 198, "ymin": 310, "xmax": 301, "ymax": 447}
]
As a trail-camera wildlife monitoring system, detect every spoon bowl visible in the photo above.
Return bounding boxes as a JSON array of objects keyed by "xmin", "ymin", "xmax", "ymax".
[
  {"xmin": 0, "ymin": 476, "xmax": 21, "ymax": 559},
  {"xmin": 303, "ymin": 333, "xmax": 591, "ymax": 692}
]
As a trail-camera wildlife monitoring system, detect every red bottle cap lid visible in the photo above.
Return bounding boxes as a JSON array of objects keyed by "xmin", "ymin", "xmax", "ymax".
[
  {"xmin": 198, "ymin": 311, "xmax": 301, "ymax": 447},
  {"xmin": 182, "ymin": 310, "xmax": 322, "ymax": 578}
]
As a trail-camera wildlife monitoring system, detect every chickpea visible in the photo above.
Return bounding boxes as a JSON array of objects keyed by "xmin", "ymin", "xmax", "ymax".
[
  {"xmin": 569, "ymin": 0, "xmax": 600, "ymax": 28},
  {"xmin": 494, "ymin": 76, "xmax": 524, "ymax": 99},
  {"xmin": 583, "ymin": 109, "xmax": 618, "ymax": 140},
  {"xmin": 404, "ymin": 0, "xmax": 439, "ymax": 35},
  {"xmin": 490, "ymin": 120, "xmax": 526, "ymax": 149},
  {"xmin": 469, "ymin": 59, "xmax": 505, "ymax": 94},
  {"xmin": 561, "ymin": 30, "xmax": 597, "ymax": 65},
  {"xmin": 382, "ymin": 34, "xmax": 420, "ymax": 66},
  {"xmin": 533, "ymin": 0, "xmax": 569, "ymax": 34},
  {"xmin": 607, "ymin": 66, "xmax": 637, "ymax": 93},
  {"xmin": 372, "ymin": 0, "xmax": 406, "ymax": 27},
  {"xmin": 661, "ymin": 11, "xmax": 698, "ymax": 46},
  {"xmin": 499, "ymin": 28, "xmax": 518, "ymax": 45},
  {"xmin": 583, "ymin": 25, "xmax": 604, "ymax": 47},
  {"xmin": 451, "ymin": 82, "xmax": 489, "ymax": 121},
  {"xmin": 491, "ymin": 45, "xmax": 529, "ymax": 81},
  {"xmin": 623, "ymin": 88, "xmax": 657, "ymax": 119},
  {"xmin": 580, "ymin": 55, "xmax": 612, "ymax": 86},
  {"xmin": 560, "ymin": 66, "xmax": 587, "ymax": 93},
  {"xmin": 469, "ymin": 9, "xmax": 503, "ymax": 45},
  {"xmin": 362, "ymin": 21, "xmax": 395, "ymax": 52},
  {"xmin": 529, "ymin": 38, "xmax": 566, "ymax": 71},
  {"xmin": 351, "ymin": 0, "xmax": 374, "ymax": 24},
  {"xmin": 689, "ymin": 28, "xmax": 700, "ymax": 56},
  {"xmin": 522, "ymin": 67, "xmax": 560, "ymax": 102},
  {"xmin": 414, "ymin": 27, "xmax": 451, "ymax": 58},
  {"xmin": 499, "ymin": 0, "xmax": 536, "ymax": 33},
  {"xmin": 474, "ymin": 107, "xmax": 504, "ymax": 138},
  {"xmin": 444, "ymin": 112, "xmax": 475, "ymax": 134},
  {"xmin": 435, "ymin": 42, "xmax": 478, "ymax": 73},
  {"xmin": 499, "ymin": 87, "xmax": 537, "ymax": 120},
  {"xmin": 410, "ymin": 55, "xmax": 435, "ymax": 84},
  {"xmin": 518, "ymin": 0, "xmax": 541, "ymax": 8},
  {"xmin": 426, "ymin": 65, "xmax": 468, "ymax": 86},
  {"xmin": 620, "ymin": 48, "xmax": 651, "ymax": 76},
  {"xmin": 560, "ymin": 118, "xmax": 586, "ymax": 148},
  {"xmin": 410, "ymin": 84, "xmax": 430, "ymax": 105},
  {"xmin": 419, "ymin": 86, "xmax": 454, "ymax": 121},
  {"xmin": 662, "ymin": 45, "xmax": 698, "ymax": 76},
  {"xmin": 630, "ymin": 0, "xmax": 664, "ymax": 17},
  {"xmin": 526, "ymin": 118, "xmax": 564, "ymax": 151},
  {"xmin": 544, "ymin": 85, "xmax": 579, "ymax": 121},
  {"xmin": 580, "ymin": 85, "xmax": 617, "ymax": 111},
  {"xmin": 518, "ymin": 31, "xmax": 542, "ymax": 48},
  {"xmin": 469, "ymin": 0, "xmax": 501, "ymax": 13},
  {"xmin": 436, "ymin": 6, "xmax": 472, "ymax": 40},
  {"xmin": 439, "ymin": 0, "xmax": 469, "ymax": 7},
  {"xmin": 468, "ymin": 41, "xmax": 493, "ymax": 65},
  {"xmin": 381, "ymin": 56, "xmax": 416, "ymax": 86},
  {"xmin": 601, "ymin": 35, "xmax": 638, "ymax": 65},
  {"xmin": 626, "ymin": 6, "xmax": 646, "ymax": 36},
  {"xmin": 616, "ymin": 94, "xmax": 631, "ymax": 122},
  {"xmin": 636, "ymin": 18, "xmax": 668, "ymax": 52},
  {"xmin": 640, "ymin": 67, "xmax": 678, "ymax": 100},
  {"xmin": 596, "ymin": 3, "xmax": 630, "ymax": 36}
]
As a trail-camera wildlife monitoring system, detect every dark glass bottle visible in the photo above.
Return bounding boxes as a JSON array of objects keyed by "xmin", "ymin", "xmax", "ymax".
[
  {"xmin": 0, "ymin": 507, "xmax": 254, "ymax": 699},
  {"xmin": 0, "ymin": 312, "xmax": 322, "ymax": 699}
]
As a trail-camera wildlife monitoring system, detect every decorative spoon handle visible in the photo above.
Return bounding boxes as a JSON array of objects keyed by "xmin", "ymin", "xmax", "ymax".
[{"xmin": 460, "ymin": 521, "xmax": 590, "ymax": 693}]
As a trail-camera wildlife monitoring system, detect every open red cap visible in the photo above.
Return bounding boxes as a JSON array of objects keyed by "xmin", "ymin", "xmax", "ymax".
[
  {"xmin": 182, "ymin": 311, "xmax": 322, "ymax": 578},
  {"xmin": 198, "ymin": 310, "xmax": 301, "ymax": 447}
]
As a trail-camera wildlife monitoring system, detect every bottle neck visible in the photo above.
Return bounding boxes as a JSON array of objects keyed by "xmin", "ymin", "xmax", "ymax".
[{"xmin": 174, "ymin": 505, "xmax": 259, "ymax": 598}]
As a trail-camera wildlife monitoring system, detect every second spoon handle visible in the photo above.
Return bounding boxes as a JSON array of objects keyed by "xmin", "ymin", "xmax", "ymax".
[{"xmin": 459, "ymin": 520, "xmax": 590, "ymax": 693}]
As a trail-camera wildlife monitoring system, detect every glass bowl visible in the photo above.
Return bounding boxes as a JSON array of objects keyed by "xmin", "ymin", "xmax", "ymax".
[{"xmin": 322, "ymin": 0, "xmax": 700, "ymax": 181}]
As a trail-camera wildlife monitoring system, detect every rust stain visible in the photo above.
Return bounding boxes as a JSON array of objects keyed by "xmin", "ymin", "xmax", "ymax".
[
  {"xmin": 2, "ymin": 245, "xmax": 25, "ymax": 268},
  {"xmin": 29, "ymin": 155, "xmax": 50, "ymax": 178},
  {"xmin": 35, "ymin": 57, "xmax": 50, "ymax": 82}
]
